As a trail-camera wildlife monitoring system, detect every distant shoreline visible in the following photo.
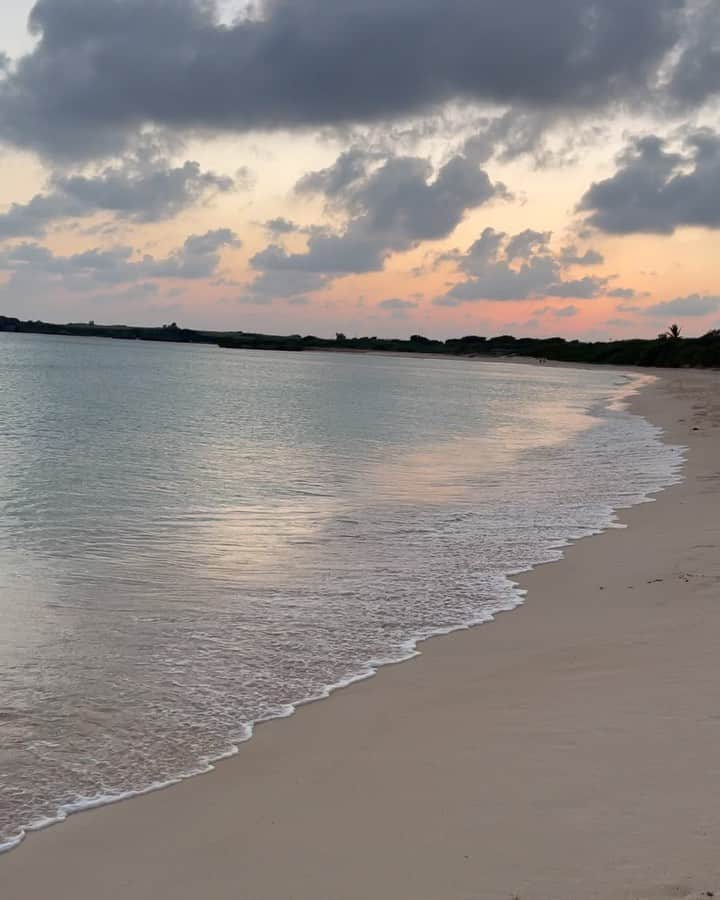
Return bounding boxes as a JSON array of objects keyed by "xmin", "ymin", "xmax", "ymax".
[{"xmin": 2, "ymin": 312, "xmax": 719, "ymax": 368}]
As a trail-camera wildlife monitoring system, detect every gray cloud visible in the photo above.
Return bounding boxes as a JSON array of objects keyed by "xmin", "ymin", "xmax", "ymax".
[
  {"xmin": 245, "ymin": 149, "xmax": 504, "ymax": 301},
  {"xmin": 607, "ymin": 287, "xmax": 638, "ymax": 299},
  {"xmin": 0, "ymin": 0, "xmax": 689, "ymax": 160},
  {"xmin": 378, "ymin": 298, "xmax": 418, "ymax": 310},
  {"xmin": 463, "ymin": 112, "xmax": 557, "ymax": 166},
  {"xmin": 579, "ymin": 129, "xmax": 720, "ymax": 234},
  {"xmin": 462, "ymin": 109, "xmax": 608, "ymax": 170},
  {"xmin": 0, "ymin": 228, "xmax": 240, "ymax": 288},
  {"xmin": 151, "ymin": 228, "xmax": 241, "ymax": 278},
  {"xmin": 505, "ymin": 229, "xmax": 551, "ymax": 261},
  {"xmin": 546, "ymin": 277, "xmax": 607, "ymax": 299},
  {"xmin": 555, "ymin": 305, "xmax": 578, "ymax": 317},
  {"xmin": 0, "ymin": 149, "xmax": 236, "ymax": 238},
  {"xmin": 559, "ymin": 244, "xmax": 604, "ymax": 266},
  {"xmin": 300, "ymin": 151, "xmax": 506, "ymax": 243},
  {"xmin": 434, "ymin": 227, "xmax": 615, "ymax": 305},
  {"xmin": 643, "ymin": 294, "xmax": 720, "ymax": 316},
  {"xmin": 53, "ymin": 159, "xmax": 235, "ymax": 223},
  {"xmin": 0, "ymin": 192, "xmax": 84, "ymax": 239},
  {"xmin": 242, "ymin": 268, "xmax": 330, "ymax": 303},
  {"xmin": 89, "ymin": 282, "xmax": 160, "ymax": 304},
  {"xmin": 263, "ymin": 217, "xmax": 300, "ymax": 235},
  {"xmin": 666, "ymin": 0, "xmax": 720, "ymax": 107}
]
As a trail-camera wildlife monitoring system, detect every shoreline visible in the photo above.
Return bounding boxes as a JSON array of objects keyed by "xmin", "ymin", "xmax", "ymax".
[
  {"xmin": 3, "ymin": 366, "xmax": 720, "ymax": 899},
  {"xmin": 0, "ymin": 366, "xmax": 667, "ymax": 855}
]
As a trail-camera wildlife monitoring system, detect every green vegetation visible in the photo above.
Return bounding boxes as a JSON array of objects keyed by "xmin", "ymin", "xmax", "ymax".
[{"xmin": 2, "ymin": 314, "xmax": 719, "ymax": 368}]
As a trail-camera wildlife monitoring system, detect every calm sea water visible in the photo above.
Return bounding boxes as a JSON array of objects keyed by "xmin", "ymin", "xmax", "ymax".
[{"xmin": 0, "ymin": 332, "xmax": 682, "ymax": 850}]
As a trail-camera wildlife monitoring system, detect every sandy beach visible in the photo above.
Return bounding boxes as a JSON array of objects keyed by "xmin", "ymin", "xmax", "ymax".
[{"xmin": 2, "ymin": 367, "xmax": 720, "ymax": 900}]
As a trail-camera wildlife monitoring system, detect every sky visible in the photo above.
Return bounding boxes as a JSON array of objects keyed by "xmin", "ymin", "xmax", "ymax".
[{"xmin": 0, "ymin": 0, "xmax": 718, "ymax": 340}]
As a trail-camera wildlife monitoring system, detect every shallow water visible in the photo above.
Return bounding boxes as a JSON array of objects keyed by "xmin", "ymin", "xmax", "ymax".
[{"xmin": 0, "ymin": 333, "xmax": 683, "ymax": 850}]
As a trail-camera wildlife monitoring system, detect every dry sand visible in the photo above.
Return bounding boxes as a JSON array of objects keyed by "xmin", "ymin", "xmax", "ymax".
[{"xmin": 2, "ymin": 368, "xmax": 720, "ymax": 900}]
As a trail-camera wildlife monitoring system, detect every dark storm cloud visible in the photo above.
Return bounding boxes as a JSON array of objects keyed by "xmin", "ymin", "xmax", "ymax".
[
  {"xmin": 0, "ymin": 151, "xmax": 236, "ymax": 238},
  {"xmin": 666, "ymin": 0, "xmax": 720, "ymax": 106},
  {"xmin": 0, "ymin": 0, "xmax": 688, "ymax": 160},
  {"xmin": 244, "ymin": 150, "xmax": 505, "ymax": 300},
  {"xmin": 433, "ymin": 227, "xmax": 620, "ymax": 305},
  {"xmin": 579, "ymin": 129, "xmax": 720, "ymax": 234}
]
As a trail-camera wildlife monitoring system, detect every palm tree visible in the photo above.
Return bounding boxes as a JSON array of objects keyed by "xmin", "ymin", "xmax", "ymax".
[{"xmin": 666, "ymin": 323, "xmax": 682, "ymax": 339}]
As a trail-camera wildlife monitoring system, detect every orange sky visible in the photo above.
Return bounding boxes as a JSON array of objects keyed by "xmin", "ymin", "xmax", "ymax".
[{"xmin": 1, "ymin": 1, "xmax": 719, "ymax": 340}]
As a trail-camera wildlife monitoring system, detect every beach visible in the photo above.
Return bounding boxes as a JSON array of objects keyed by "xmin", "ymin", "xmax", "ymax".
[{"xmin": 2, "ymin": 366, "xmax": 719, "ymax": 900}]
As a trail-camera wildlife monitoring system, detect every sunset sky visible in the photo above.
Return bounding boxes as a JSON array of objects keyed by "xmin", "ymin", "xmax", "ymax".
[{"xmin": 0, "ymin": 0, "xmax": 718, "ymax": 339}]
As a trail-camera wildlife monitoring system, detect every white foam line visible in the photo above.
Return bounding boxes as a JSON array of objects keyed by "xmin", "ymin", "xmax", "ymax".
[{"xmin": 0, "ymin": 378, "xmax": 686, "ymax": 857}]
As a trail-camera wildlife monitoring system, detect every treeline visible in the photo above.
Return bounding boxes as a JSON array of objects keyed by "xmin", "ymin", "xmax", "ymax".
[
  {"xmin": 2, "ymin": 315, "xmax": 719, "ymax": 368},
  {"xmin": 439, "ymin": 331, "xmax": 720, "ymax": 367},
  {"xmin": 0, "ymin": 316, "xmax": 219, "ymax": 344}
]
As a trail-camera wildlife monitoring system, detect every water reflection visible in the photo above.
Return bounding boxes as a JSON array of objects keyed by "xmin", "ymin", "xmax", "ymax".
[{"xmin": 0, "ymin": 335, "xmax": 682, "ymax": 849}]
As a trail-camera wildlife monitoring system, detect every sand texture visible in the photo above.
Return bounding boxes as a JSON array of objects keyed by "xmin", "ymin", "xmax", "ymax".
[{"xmin": 2, "ymin": 368, "xmax": 720, "ymax": 900}]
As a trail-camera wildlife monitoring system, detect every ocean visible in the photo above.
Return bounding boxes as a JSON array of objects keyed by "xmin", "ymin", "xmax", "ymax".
[{"xmin": 0, "ymin": 332, "xmax": 683, "ymax": 851}]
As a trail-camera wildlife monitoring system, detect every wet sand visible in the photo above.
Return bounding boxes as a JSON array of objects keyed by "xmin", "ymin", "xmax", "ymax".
[{"xmin": 2, "ymin": 368, "xmax": 720, "ymax": 900}]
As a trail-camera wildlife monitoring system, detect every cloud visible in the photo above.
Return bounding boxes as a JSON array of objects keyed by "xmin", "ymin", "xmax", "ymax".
[
  {"xmin": 462, "ymin": 109, "xmax": 608, "ymax": 169},
  {"xmin": 463, "ymin": 111, "xmax": 557, "ymax": 166},
  {"xmin": 300, "ymin": 150, "xmax": 506, "ymax": 245},
  {"xmin": 607, "ymin": 287, "xmax": 637, "ymax": 299},
  {"xmin": 295, "ymin": 147, "xmax": 376, "ymax": 200},
  {"xmin": 546, "ymin": 276, "xmax": 607, "ymax": 298},
  {"xmin": 0, "ymin": 228, "xmax": 240, "ymax": 289},
  {"xmin": 0, "ymin": 148, "xmax": 236, "ymax": 238},
  {"xmin": 643, "ymin": 294, "xmax": 720, "ymax": 316},
  {"xmin": 152, "ymin": 228, "xmax": 241, "ymax": 278},
  {"xmin": 579, "ymin": 129, "xmax": 720, "ymax": 234},
  {"xmin": 245, "ymin": 149, "xmax": 505, "ymax": 301},
  {"xmin": 666, "ymin": 0, "xmax": 720, "ymax": 107},
  {"xmin": 54, "ymin": 159, "xmax": 235, "ymax": 223},
  {"xmin": 0, "ymin": 0, "xmax": 688, "ymax": 160},
  {"xmin": 554, "ymin": 304, "xmax": 578, "ymax": 317},
  {"xmin": 263, "ymin": 217, "xmax": 300, "ymax": 235},
  {"xmin": 433, "ymin": 227, "xmax": 617, "ymax": 305},
  {"xmin": 378, "ymin": 298, "xmax": 418, "ymax": 310},
  {"xmin": 88, "ymin": 282, "xmax": 159, "ymax": 304},
  {"xmin": 559, "ymin": 245, "xmax": 604, "ymax": 266},
  {"xmin": 505, "ymin": 229, "xmax": 551, "ymax": 260},
  {"xmin": 0, "ymin": 192, "xmax": 84, "ymax": 239},
  {"xmin": 242, "ymin": 268, "xmax": 330, "ymax": 303}
]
